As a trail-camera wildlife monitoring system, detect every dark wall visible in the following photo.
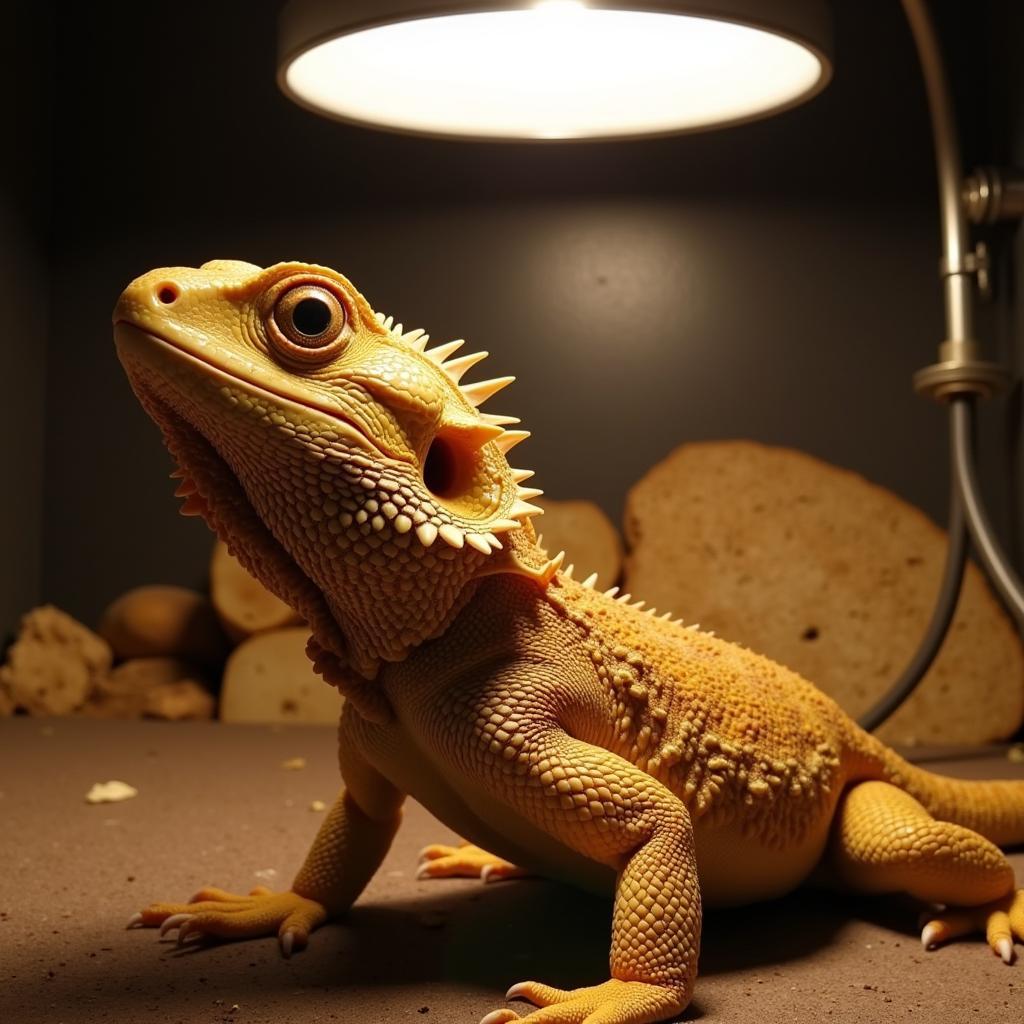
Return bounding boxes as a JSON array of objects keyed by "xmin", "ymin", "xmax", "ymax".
[
  {"xmin": 1, "ymin": 5, "xmax": 51, "ymax": 643},
  {"xmin": 989, "ymin": 0, "xmax": 1024, "ymax": 571},
  {"xmin": 23, "ymin": 1, "xmax": 1022, "ymax": 629}
]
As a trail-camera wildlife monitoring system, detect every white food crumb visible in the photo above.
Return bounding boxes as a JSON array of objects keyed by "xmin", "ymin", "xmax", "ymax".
[{"xmin": 85, "ymin": 780, "xmax": 138, "ymax": 804}]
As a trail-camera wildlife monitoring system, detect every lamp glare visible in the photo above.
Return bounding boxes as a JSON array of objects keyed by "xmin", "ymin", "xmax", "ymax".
[{"xmin": 283, "ymin": 5, "xmax": 828, "ymax": 140}]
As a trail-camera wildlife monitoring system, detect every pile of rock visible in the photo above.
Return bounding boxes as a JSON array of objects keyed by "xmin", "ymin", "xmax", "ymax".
[
  {"xmin": 0, "ymin": 604, "xmax": 115, "ymax": 717},
  {"xmin": 0, "ymin": 542, "xmax": 341, "ymax": 724},
  {"xmin": 0, "ymin": 587, "xmax": 222, "ymax": 721}
]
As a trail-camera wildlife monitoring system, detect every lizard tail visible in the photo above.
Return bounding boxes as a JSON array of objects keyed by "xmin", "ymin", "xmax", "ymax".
[{"xmin": 852, "ymin": 730, "xmax": 1024, "ymax": 848}]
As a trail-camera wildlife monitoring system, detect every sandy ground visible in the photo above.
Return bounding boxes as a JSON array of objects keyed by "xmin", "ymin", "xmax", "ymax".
[{"xmin": 0, "ymin": 717, "xmax": 1022, "ymax": 1024}]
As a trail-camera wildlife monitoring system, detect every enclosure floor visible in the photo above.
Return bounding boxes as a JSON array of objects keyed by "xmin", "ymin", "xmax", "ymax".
[{"xmin": 1, "ymin": 718, "xmax": 1022, "ymax": 1024}]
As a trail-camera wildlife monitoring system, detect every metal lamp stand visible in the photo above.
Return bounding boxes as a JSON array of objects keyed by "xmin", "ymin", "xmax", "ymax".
[{"xmin": 860, "ymin": 0, "xmax": 1024, "ymax": 731}]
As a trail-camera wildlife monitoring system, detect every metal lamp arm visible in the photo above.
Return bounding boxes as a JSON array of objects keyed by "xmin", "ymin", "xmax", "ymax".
[
  {"xmin": 951, "ymin": 399, "xmax": 1024, "ymax": 621},
  {"xmin": 858, "ymin": 0, "xmax": 1024, "ymax": 732}
]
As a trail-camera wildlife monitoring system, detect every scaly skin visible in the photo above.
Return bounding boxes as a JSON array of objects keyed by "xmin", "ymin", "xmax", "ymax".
[{"xmin": 113, "ymin": 260, "xmax": 1024, "ymax": 1023}]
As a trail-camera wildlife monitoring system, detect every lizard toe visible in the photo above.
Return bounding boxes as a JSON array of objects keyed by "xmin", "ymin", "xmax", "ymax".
[
  {"xmin": 416, "ymin": 841, "xmax": 527, "ymax": 882},
  {"xmin": 176, "ymin": 920, "xmax": 208, "ymax": 947},
  {"xmin": 130, "ymin": 888, "xmax": 328, "ymax": 955},
  {"xmin": 188, "ymin": 886, "xmax": 253, "ymax": 903},
  {"xmin": 500, "ymin": 978, "xmax": 687, "ymax": 1024},
  {"xmin": 158, "ymin": 913, "xmax": 195, "ymax": 938},
  {"xmin": 482, "ymin": 863, "xmax": 529, "ymax": 884},
  {"xmin": 920, "ymin": 889, "xmax": 1024, "ymax": 963}
]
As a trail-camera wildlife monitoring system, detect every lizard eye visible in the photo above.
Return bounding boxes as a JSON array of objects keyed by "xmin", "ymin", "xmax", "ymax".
[{"xmin": 267, "ymin": 282, "xmax": 350, "ymax": 364}]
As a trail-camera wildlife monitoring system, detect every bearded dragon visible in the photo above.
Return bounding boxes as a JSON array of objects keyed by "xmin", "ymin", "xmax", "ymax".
[{"xmin": 113, "ymin": 260, "xmax": 1024, "ymax": 1024}]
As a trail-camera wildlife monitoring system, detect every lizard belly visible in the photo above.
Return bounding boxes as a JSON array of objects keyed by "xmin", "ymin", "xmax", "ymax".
[
  {"xmin": 692, "ymin": 815, "xmax": 833, "ymax": 907},
  {"xmin": 372, "ymin": 734, "xmax": 832, "ymax": 904},
  {"xmin": 360, "ymin": 721, "xmax": 832, "ymax": 904}
]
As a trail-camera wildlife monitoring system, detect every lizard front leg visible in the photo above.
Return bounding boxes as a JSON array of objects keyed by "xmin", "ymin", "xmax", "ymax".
[
  {"xmin": 468, "ymin": 722, "xmax": 700, "ymax": 1024},
  {"xmin": 131, "ymin": 742, "xmax": 404, "ymax": 955}
]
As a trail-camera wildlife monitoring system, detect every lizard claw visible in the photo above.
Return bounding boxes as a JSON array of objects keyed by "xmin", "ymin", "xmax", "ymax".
[
  {"xmin": 487, "ymin": 977, "xmax": 687, "ymax": 1024},
  {"xmin": 159, "ymin": 913, "xmax": 194, "ymax": 938},
  {"xmin": 920, "ymin": 921, "xmax": 944, "ymax": 950},
  {"xmin": 481, "ymin": 863, "xmax": 524, "ymax": 884},
  {"xmin": 919, "ymin": 889, "xmax": 1024, "ymax": 963},
  {"xmin": 129, "ymin": 888, "xmax": 327, "ymax": 956},
  {"xmin": 177, "ymin": 921, "xmax": 206, "ymax": 947},
  {"xmin": 479, "ymin": 1012, "xmax": 520, "ymax": 1024}
]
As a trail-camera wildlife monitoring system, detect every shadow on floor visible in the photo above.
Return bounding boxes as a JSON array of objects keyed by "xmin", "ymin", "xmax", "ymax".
[{"xmin": 4, "ymin": 878, "xmax": 883, "ymax": 1022}]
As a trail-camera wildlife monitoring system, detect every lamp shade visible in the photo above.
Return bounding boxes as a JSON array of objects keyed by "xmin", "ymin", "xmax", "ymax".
[{"xmin": 277, "ymin": 0, "xmax": 832, "ymax": 141}]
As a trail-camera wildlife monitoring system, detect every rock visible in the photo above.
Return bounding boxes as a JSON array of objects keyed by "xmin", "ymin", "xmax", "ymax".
[
  {"xmin": 210, "ymin": 539, "xmax": 302, "ymax": 642},
  {"xmin": 220, "ymin": 628, "xmax": 342, "ymax": 724},
  {"xmin": 98, "ymin": 585, "xmax": 229, "ymax": 667},
  {"xmin": 143, "ymin": 680, "xmax": 215, "ymax": 720},
  {"xmin": 86, "ymin": 657, "xmax": 211, "ymax": 718},
  {"xmin": 0, "ymin": 678, "xmax": 15, "ymax": 716},
  {"xmin": 535, "ymin": 499, "xmax": 622, "ymax": 590},
  {"xmin": 0, "ymin": 605, "xmax": 112, "ymax": 715},
  {"xmin": 102, "ymin": 656, "xmax": 208, "ymax": 694},
  {"xmin": 624, "ymin": 440, "xmax": 1024, "ymax": 746}
]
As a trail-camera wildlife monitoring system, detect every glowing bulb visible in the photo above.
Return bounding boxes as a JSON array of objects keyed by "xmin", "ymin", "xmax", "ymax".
[
  {"xmin": 535, "ymin": 1, "xmax": 587, "ymax": 13},
  {"xmin": 281, "ymin": 5, "xmax": 830, "ymax": 140}
]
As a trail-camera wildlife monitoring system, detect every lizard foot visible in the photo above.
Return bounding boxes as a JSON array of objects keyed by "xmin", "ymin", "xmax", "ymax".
[
  {"xmin": 416, "ymin": 842, "xmax": 529, "ymax": 883},
  {"xmin": 480, "ymin": 978, "xmax": 688, "ymax": 1024},
  {"xmin": 920, "ymin": 888, "xmax": 1024, "ymax": 964},
  {"xmin": 128, "ymin": 885, "xmax": 327, "ymax": 957}
]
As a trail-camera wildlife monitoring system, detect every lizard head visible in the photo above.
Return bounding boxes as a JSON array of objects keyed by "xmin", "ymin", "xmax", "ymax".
[{"xmin": 112, "ymin": 259, "xmax": 560, "ymax": 688}]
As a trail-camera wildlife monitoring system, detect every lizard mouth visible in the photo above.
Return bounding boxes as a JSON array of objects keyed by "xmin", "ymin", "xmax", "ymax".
[
  {"xmin": 114, "ymin": 334, "xmax": 350, "ymax": 659},
  {"xmin": 112, "ymin": 320, "xmax": 409, "ymax": 465}
]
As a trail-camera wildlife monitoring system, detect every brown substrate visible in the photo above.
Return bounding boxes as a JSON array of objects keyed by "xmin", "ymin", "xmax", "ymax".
[{"xmin": 0, "ymin": 718, "xmax": 1022, "ymax": 1023}]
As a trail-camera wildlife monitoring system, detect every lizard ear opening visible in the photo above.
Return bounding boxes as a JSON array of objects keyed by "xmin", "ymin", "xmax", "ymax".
[{"xmin": 423, "ymin": 433, "xmax": 467, "ymax": 500}]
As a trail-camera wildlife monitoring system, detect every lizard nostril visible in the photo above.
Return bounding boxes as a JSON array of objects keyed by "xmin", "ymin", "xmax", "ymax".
[{"xmin": 156, "ymin": 283, "xmax": 180, "ymax": 305}]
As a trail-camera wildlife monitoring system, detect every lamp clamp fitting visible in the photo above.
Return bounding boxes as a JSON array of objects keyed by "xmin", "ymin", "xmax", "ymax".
[
  {"xmin": 963, "ymin": 166, "xmax": 1024, "ymax": 225},
  {"xmin": 939, "ymin": 241, "xmax": 991, "ymax": 301},
  {"xmin": 913, "ymin": 341, "xmax": 1008, "ymax": 401}
]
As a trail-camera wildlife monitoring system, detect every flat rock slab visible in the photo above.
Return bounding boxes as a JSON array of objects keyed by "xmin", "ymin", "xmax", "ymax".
[{"xmin": 1, "ymin": 718, "xmax": 1022, "ymax": 1023}]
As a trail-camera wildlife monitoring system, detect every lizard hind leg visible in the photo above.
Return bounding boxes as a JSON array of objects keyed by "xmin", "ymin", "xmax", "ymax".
[{"xmin": 830, "ymin": 780, "xmax": 1023, "ymax": 962}]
